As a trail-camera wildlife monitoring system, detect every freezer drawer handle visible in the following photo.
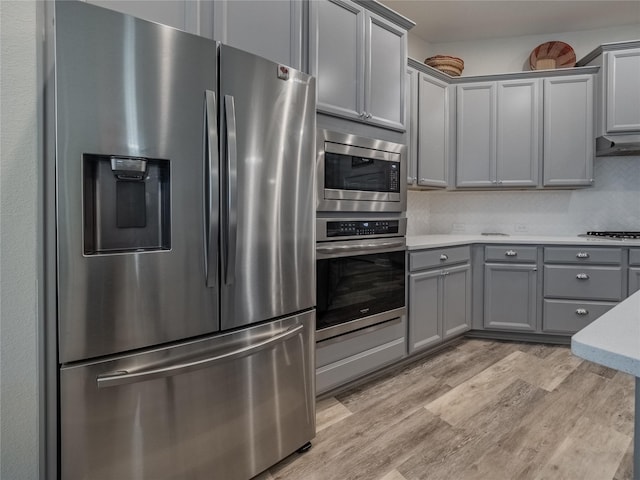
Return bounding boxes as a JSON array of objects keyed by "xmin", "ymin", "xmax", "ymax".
[{"xmin": 96, "ymin": 324, "xmax": 304, "ymax": 388}]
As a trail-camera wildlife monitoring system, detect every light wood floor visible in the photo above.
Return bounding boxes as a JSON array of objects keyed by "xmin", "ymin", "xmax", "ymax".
[{"xmin": 256, "ymin": 338, "xmax": 635, "ymax": 480}]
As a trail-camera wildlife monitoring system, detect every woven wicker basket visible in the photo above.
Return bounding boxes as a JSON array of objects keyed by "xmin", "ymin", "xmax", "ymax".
[{"xmin": 424, "ymin": 55, "xmax": 464, "ymax": 76}]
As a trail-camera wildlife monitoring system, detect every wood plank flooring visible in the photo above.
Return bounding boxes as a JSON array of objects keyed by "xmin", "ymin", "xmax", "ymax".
[{"xmin": 254, "ymin": 339, "xmax": 634, "ymax": 480}]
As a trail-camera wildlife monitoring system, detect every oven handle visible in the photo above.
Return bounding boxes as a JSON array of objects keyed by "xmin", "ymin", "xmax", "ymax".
[{"xmin": 316, "ymin": 240, "xmax": 405, "ymax": 256}]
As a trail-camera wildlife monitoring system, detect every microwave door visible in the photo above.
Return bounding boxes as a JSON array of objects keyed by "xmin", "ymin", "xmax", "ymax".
[{"xmin": 54, "ymin": 1, "xmax": 220, "ymax": 363}]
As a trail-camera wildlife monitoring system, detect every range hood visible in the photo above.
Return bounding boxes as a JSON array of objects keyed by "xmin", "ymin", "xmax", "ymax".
[{"xmin": 596, "ymin": 134, "xmax": 640, "ymax": 157}]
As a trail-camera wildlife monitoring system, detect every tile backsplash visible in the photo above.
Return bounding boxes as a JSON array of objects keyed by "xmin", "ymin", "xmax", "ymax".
[{"xmin": 407, "ymin": 157, "xmax": 640, "ymax": 236}]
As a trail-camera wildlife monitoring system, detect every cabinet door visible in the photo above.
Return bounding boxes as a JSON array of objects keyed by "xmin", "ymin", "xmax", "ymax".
[
  {"xmin": 365, "ymin": 12, "xmax": 406, "ymax": 130},
  {"xmin": 418, "ymin": 74, "xmax": 451, "ymax": 188},
  {"xmin": 310, "ymin": 0, "xmax": 364, "ymax": 121},
  {"xmin": 629, "ymin": 267, "xmax": 640, "ymax": 296},
  {"xmin": 456, "ymin": 83, "xmax": 496, "ymax": 187},
  {"xmin": 543, "ymin": 75, "xmax": 594, "ymax": 187},
  {"xmin": 212, "ymin": 0, "xmax": 303, "ymax": 69},
  {"xmin": 442, "ymin": 264, "xmax": 471, "ymax": 339},
  {"xmin": 408, "ymin": 270, "xmax": 442, "ymax": 353},
  {"xmin": 484, "ymin": 263, "xmax": 538, "ymax": 331},
  {"xmin": 606, "ymin": 48, "xmax": 640, "ymax": 133},
  {"xmin": 496, "ymin": 79, "xmax": 540, "ymax": 187},
  {"xmin": 406, "ymin": 66, "xmax": 419, "ymax": 185},
  {"xmin": 86, "ymin": 0, "xmax": 207, "ymax": 36}
]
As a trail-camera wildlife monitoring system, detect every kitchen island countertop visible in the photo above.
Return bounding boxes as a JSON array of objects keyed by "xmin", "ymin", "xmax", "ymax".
[{"xmin": 407, "ymin": 234, "xmax": 640, "ymax": 250}]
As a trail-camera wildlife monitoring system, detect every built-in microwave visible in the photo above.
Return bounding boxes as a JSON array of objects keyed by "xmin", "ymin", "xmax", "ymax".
[{"xmin": 316, "ymin": 129, "xmax": 407, "ymax": 213}]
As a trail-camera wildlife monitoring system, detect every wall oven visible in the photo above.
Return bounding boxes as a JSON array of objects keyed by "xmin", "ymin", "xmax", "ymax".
[
  {"xmin": 316, "ymin": 218, "xmax": 407, "ymax": 341},
  {"xmin": 316, "ymin": 129, "xmax": 407, "ymax": 213}
]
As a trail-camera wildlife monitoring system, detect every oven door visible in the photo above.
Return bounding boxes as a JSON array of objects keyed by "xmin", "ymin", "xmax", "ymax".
[{"xmin": 316, "ymin": 237, "xmax": 406, "ymax": 341}]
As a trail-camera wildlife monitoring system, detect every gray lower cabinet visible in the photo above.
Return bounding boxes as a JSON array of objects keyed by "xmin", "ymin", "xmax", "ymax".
[
  {"xmin": 629, "ymin": 268, "xmax": 640, "ymax": 296},
  {"xmin": 542, "ymin": 246, "xmax": 623, "ymax": 334},
  {"xmin": 316, "ymin": 317, "xmax": 406, "ymax": 395},
  {"xmin": 310, "ymin": 0, "xmax": 408, "ymax": 130},
  {"xmin": 629, "ymin": 248, "xmax": 640, "ymax": 295},
  {"xmin": 212, "ymin": 0, "xmax": 303, "ymax": 69},
  {"xmin": 408, "ymin": 247, "xmax": 471, "ymax": 353},
  {"xmin": 484, "ymin": 262, "xmax": 538, "ymax": 331}
]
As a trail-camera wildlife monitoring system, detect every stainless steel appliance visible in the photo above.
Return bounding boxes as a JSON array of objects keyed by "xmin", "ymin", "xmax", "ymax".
[
  {"xmin": 52, "ymin": 3, "xmax": 316, "ymax": 479},
  {"xmin": 316, "ymin": 129, "xmax": 407, "ymax": 213},
  {"xmin": 316, "ymin": 218, "xmax": 407, "ymax": 341}
]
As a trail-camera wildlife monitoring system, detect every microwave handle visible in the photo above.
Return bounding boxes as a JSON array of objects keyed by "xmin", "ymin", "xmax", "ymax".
[{"xmin": 316, "ymin": 240, "xmax": 405, "ymax": 256}]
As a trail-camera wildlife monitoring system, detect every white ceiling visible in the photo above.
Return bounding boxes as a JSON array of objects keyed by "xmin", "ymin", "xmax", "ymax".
[{"xmin": 380, "ymin": 1, "xmax": 640, "ymax": 43}]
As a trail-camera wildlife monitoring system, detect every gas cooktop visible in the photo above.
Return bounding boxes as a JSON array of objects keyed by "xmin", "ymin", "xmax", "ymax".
[{"xmin": 584, "ymin": 231, "xmax": 640, "ymax": 240}]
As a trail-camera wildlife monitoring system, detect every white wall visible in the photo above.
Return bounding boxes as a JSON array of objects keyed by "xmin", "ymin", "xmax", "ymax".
[
  {"xmin": 0, "ymin": 1, "xmax": 40, "ymax": 479},
  {"xmin": 408, "ymin": 157, "xmax": 640, "ymax": 236},
  {"xmin": 409, "ymin": 24, "xmax": 640, "ymax": 75}
]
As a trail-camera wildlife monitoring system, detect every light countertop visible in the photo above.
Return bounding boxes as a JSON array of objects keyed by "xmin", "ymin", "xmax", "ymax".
[
  {"xmin": 571, "ymin": 290, "xmax": 640, "ymax": 377},
  {"xmin": 407, "ymin": 234, "xmax": 640, "ymax": 250}
]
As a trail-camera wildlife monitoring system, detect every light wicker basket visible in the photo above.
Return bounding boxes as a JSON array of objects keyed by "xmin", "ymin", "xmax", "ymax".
[{"xmin": 424, "ymin": 55, "xmax": 464, "ymax": 76}]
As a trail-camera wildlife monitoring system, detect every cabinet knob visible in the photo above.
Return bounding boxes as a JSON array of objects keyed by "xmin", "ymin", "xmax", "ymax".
[
  {"xmin": 575, "ymin": 308, "xmax": 589, "ymax": 316},
  {"xmin": 505, "ymin": 250, "xmax": 517, "ymax": 257},
  {"xmin": 440, "ymin": 254, "xmax": 448, "ymax": 261},
  {"xmin": 576, "ymin": 252, "xmax": 590, "ymax": 259},
  {"xmin": 576, "ymin": 273, "xmax": 590, "ymax": 280},
  {"xmin": 366, "ymin": 113, "xmax": 372, "ymax": 119},
  {"xmin": 358, "ymin": 112, "xmax": 366, "ymax": 118}
]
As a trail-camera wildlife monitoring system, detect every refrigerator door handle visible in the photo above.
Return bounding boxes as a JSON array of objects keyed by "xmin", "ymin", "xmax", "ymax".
[
  {"xmin": 223, "ymin": 95, "xmax": 238, "ymax": 286},
  {"xmin": 205, "ymin": 90, "xmax": 219, "ymax": 288},
  {"xmin": 96, "ymin": 323, "xmax": 304, "ymax": 388}
]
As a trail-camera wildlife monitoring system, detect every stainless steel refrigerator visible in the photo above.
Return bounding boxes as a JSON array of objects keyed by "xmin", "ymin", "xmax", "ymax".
[{"xmin": 53, "ymin": 2, "xmax": 316, "ymax": 479}]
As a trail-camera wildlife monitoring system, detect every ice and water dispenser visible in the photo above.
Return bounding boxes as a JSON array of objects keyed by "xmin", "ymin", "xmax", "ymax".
[{"xmin": 83, "ymin": 154, "xmax": 170, "ymax": 254}]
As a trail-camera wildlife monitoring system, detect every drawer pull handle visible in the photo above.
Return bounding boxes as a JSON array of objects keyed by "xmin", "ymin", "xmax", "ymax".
[
  {"xmin": 576, "ymin": 252, "xmax": 590, "ymax": 259},
  {"xmin": 440, "ymin": 254, "xmax": 448, "ymax": 261},
  {"xmin": 505, "ymin": 250, "xmax": 517, "ymax": 257},
  {"xmin": 575, "ymin": 308, "xmax": 589, "ymax": 316},
  {"xmin": 576, "ymin": 273, "xmax": 590, "ymax": 280}
]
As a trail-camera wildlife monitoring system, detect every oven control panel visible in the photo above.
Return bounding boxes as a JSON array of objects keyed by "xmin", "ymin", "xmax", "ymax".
[{"xmin": 326, "ymin": 220, "xmax": 400, "ymax": 237}]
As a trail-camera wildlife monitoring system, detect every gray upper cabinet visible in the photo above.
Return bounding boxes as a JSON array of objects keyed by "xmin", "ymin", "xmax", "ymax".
[
  {"xmin": 85, "ymin": 0, "xmax": 213, "ymax": 37},
  {"xmin": 310, "ymin": 0, "xmax": 408, "ymax": 131},
  {"xmin": 496, "ymin": 79, "xmax": 541, "ymax": 187},
  {"xmin": 406, "ymin": 66, "xmax": 419, "ymax": 185},
  {"xmin": 456, "ymin": 82, "xmax": 496, "ymax": 187},
  {"xmin": 212, "ymin": 0, "xmax": 303, "ymax": 69},
  {"xmin": 543, "ymin": 75, "xmax": 594, "ymax": 187},
  {"xmin": 605, "ymin": 48, "xmax": 640, "ymax": 133},
  {"xmin": 417, "ymin": 73, "xmax": 454, "ymax": 188},
  {"xmin": 457, "ymin": 79, "xmax": 540, "ymax": 188}
]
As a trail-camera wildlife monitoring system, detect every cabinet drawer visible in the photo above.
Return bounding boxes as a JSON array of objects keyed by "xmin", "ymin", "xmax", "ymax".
[
  {"xmin": 543, "ymin": 265, "xmax": 623, "ymax": 301},
  {"xmin": 543, "ymin": 299, "xmax": 616, "ymax": 334},
  {"xmin": 544, "ymin": 247, "xmax": 622, "ymax": 265},
  {"xmin": 485, "ymin": 245, "xmax": 537, "ymax": 263},
  {"xmin": 410, "ymin": 246, "xmax": 470, "ymax": 271},
  {"xmin": 316, "ymin": 317, "xmax": 405, "ymax": 368},
  {"xmin": 629, "ymin": 248, "xmax": 640, "ymax": 266}
]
